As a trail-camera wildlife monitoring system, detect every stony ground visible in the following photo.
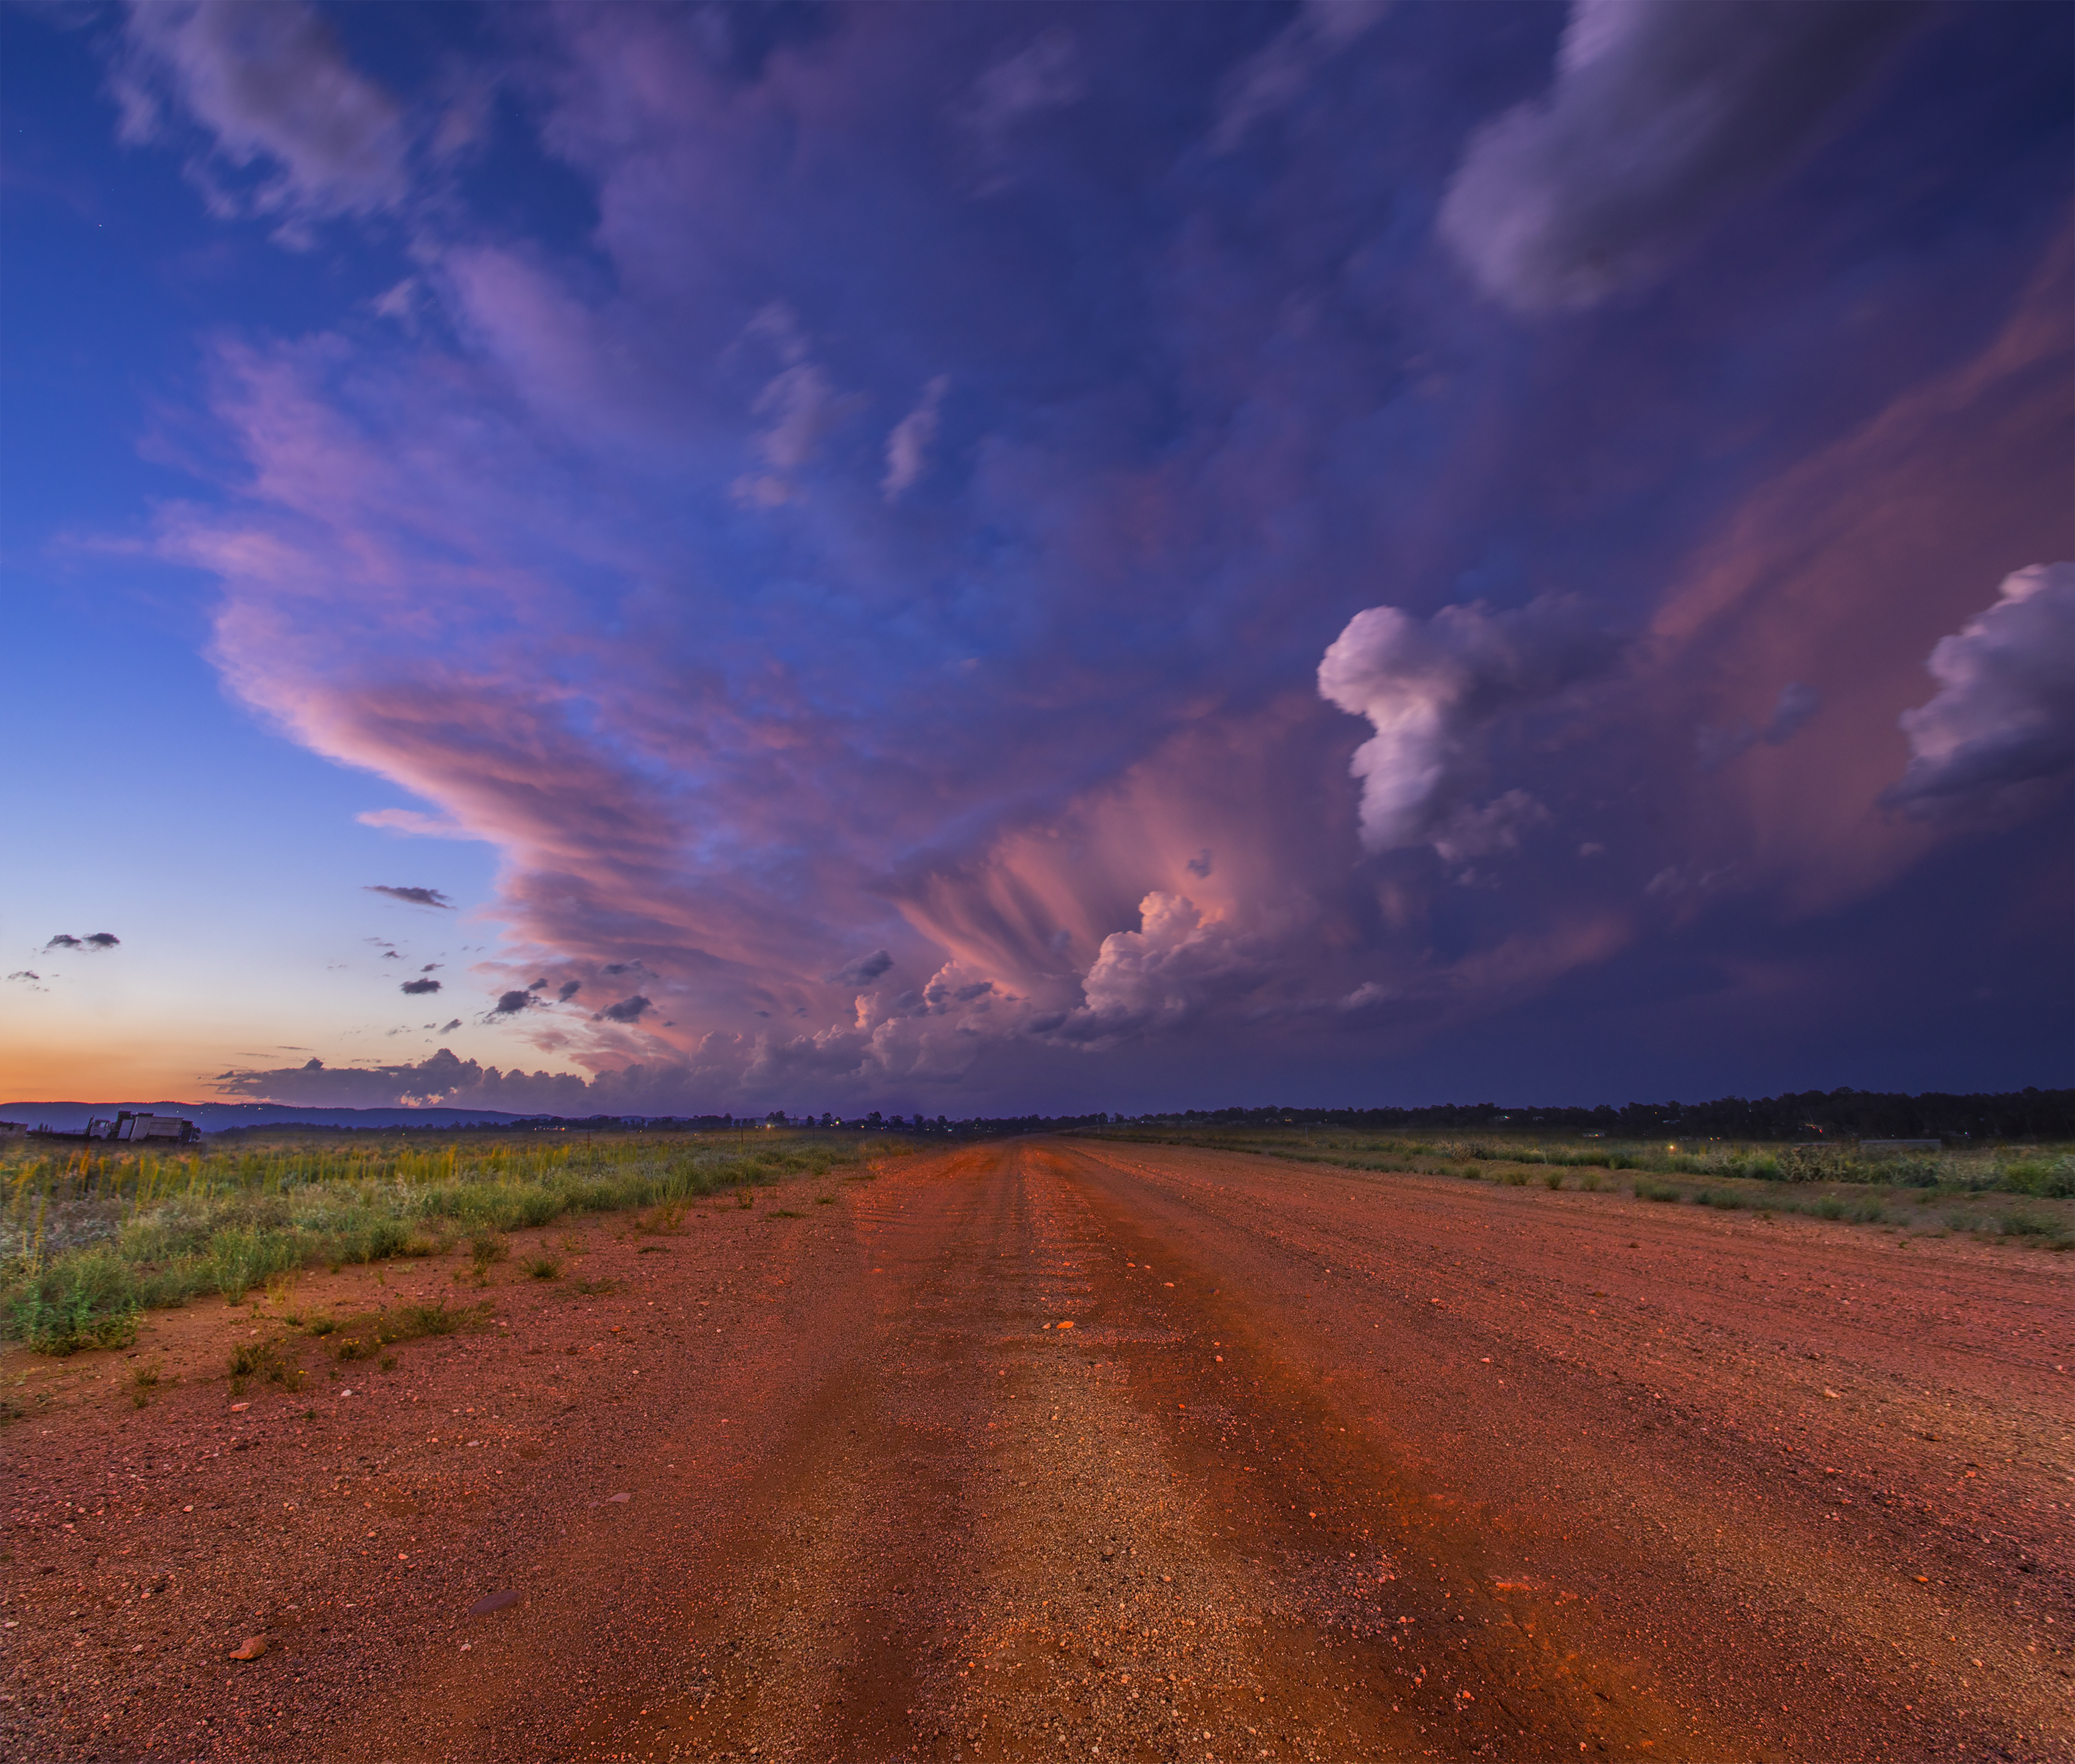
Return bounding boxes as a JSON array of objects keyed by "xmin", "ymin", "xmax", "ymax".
[{"xmin": 1, "ymin": 1140, "xmax": 2068, "ymax": 1763}]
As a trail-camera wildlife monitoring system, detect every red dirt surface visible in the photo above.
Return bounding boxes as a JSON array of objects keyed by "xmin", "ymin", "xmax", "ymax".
[{"xmin": 2, "ymin": 1140, "xmax": 2068, "ymax": 1763}]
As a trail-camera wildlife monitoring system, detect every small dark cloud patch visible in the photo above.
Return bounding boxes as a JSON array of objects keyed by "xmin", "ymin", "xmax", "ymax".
[
  {"xmin": 1186, "ymin": 848, "xmax": 1213, "ymax": 878},
  {"xmin": 601, "ymin": 961, "xmax": 645, "ymax": 977},
  {"xmin": 44, "ymin": 933, "xmax": 119, "ymax": 952},
  {"xmin": 366, "ymin": 885, "xmax": 453, "ymax": 909},
  {"xmin": 596, "ymin": 994, "xmax": 651, "ymax": 1024},
  {"xmin": 84, "ymin": 932, "xmax": 120, "ymax": 950},
  {"xmin": 383, "ymin": 949, "xmax": 402, "ymax": 959},
  {"xmin": 439, "ymin": 1018, "xmax": 462, "ymax": 1031},
  {"xmin": 827, "ymin": 948, "xmax": 893, "ymax": 986},
  {"xmin": 401, "ymin": 977, "xmax": 443, "ymax": 995},
  {"xmin": 557, "ymin": 980, "xmax": 582, "ymax": 1001},
  {"xmin": 528, "ymin": 977, "xmax": 549, "ymax": 991},
  {"xmin": 7, "ymin": 970, "xmax": 41, "ymax": 984},
  {"xmin": 420, "ymin": 963, "xmax": 441, "ymax": 972},
  {"xmin": 489, "ymin": 990, "xmax": 534, "ymax": 1016}
]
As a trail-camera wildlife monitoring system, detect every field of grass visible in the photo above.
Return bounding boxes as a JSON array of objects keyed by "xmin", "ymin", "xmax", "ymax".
[
  {"xmin": 1085, "ymin": 1126, "xmax": 2075, "ymax": 1249},
  {"xmin": 1, "ymin": 1129, "xmax": 883, "ymax": 1356}
]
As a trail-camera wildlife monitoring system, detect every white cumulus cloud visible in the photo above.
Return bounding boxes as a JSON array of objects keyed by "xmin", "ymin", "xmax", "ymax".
[
  {"xmin": 1317, "ymin": 596, "xmax": 1613, "ymax": 855},
  {"xmin": 1884, "ymin": 563, "xmax": 2075, "ymax": 817}
]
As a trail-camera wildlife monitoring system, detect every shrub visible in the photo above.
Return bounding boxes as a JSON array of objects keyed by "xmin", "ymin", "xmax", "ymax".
[
  {"xmin": 228, "ymin": 1336, "xmax": 305, "ymax": 1390},
  {"xmin": 6, "ymin": 1251, "xmax": 143, "ymax": 1354},
  {"xmin": 1542, "ymin": 1171, "xmax": 1564, "ymax": 1191},
  {"xmin": 1633, "ymin": 1179, "xmax": 1682, "ymax": 1203},
  {"xmin": 209, "ymin": 1227, "xmax": 303, "ymax": 1301},
  {"xmin": 2000, "ymin": 1158, "xmax": 2075, "ymax": 1199},
  {"xmin": 523, "ymin": 1254, "xmax": 563, "ymax": 1280},
  {"xmin": 468, "ymin": 1232, "xmax": 508, "ymax": 1283}
]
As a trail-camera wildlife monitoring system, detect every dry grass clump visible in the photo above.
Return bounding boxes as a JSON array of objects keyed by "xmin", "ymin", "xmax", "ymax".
[{"xmin": 323, "ymin": 1299, "xmax": 484, "ymax": 1363}]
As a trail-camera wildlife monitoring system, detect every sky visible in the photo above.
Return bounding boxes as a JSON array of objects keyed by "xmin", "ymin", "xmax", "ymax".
[{"xmin": 1, "ymin": 0, "xmax": 2070, "ymax": 1118}]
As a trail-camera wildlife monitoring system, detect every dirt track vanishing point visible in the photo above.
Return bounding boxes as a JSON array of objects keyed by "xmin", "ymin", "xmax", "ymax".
[{"xmin": 4, "ymin": 1139, "xmax": 2068, "ymax": 1762}]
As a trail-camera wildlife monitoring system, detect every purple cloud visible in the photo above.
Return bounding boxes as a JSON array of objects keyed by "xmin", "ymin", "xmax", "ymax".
[
  {"xmin": 101, "ymin": 3, "xmax": 2069, "ymax": 1107},
  {"xmin": 827, "ymin": 950, "xmax": 894, "ymax": 988},
  {"xmin": 1695, "ymin": 682, "xmax": 1823, "ymax": 770},
  {"xmin": 114, "ymin": 0, "xmax": 411, "ymax": 234},
  {"xmin": 366, "ymin": 884, "xmax": 452, "ymax": 909},
  {"xmin": 1440, "ymin": 0, "xmax": 1923, "ymax": 312},
  {"xmin": 1884, "ymin": 563, "xmax": 2075, "ymax": 817},
  {"xmin": 400, "ymin": 977, "xmax": 442, "ymax": 995}
]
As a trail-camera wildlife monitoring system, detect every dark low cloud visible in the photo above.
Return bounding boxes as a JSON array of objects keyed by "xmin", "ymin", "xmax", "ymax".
[
  {"xmin": 1884, "ymin": 563, "xmax": 2075, "ymax": 817},
  {"xmin": 43, "ymin": 932, "xmax": 120, "ymax": 952},
  {"xmin": 557, "ymin": 980, "xmax": 582, "ymax": 1001},
  {"xmin": 489, "ymin": 989, "xmax": 534, "ymax": 1016},
  {"xmin": 439, "ymin": 1018, "xmax": 462, "ymax": 1032},
  {"xmin": 827, "ymin": 949, "xmax": 894, "ymax": 987},
  {"xmin": 401, "ymin": 976, "xmax": 443, "ymax": 995},
  {"xmin": 1695, "ymin": 682, "xmax": 1823, "ymax": 770},
  {"xmin": 597, "ymin": 994, "xmax": 652, "ymax": 1024},
  {"xmin": 1440, "ymin": 0, "xmax": 1923, "ymax": 311},
  {"xmin": 365, "ymin": 885, "xmax": 453, "ymax": 908},
  {"xmin": 210, "ymin": 1046, "xmax": 704, "ymax": 1112},
  {"xmin": 7, "ymin": 970, "xmax": 40, "ymax": 984}
]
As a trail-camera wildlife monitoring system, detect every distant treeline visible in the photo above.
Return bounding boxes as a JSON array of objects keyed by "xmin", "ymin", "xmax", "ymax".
[
  {"xmin": 1107, "ymin": 1089, "xmax": 2075, "ymax": 1142},
  {"xmin": 112, "ymin": 1090, "xmax": 2073, "ymax": 1146}
]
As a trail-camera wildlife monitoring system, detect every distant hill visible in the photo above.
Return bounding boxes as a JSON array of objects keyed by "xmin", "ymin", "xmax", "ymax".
[{"xmin": 0, "ymin": 1101, "xmax": 540, "ymax": 1134}]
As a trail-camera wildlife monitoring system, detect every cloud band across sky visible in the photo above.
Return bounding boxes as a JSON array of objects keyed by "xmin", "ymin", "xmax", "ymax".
[{"xmin": 15, "ymin": 0, "xmax": 2069, "ymax": 1111}]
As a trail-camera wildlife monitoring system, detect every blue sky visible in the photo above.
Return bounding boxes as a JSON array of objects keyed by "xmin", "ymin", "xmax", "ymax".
[{"xmin": 2, "ymin": 0, "xmax": 2069, "ymax": 1113}]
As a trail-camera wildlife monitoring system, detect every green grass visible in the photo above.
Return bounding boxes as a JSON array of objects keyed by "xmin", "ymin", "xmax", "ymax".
[
  {"xmin": 2, "ymin": 1129, "xmax": 881, "ymax": 1354},
  {"xmin": 1078, "ymin": 1125, "xmax": 2075, "ymax": 1248}
]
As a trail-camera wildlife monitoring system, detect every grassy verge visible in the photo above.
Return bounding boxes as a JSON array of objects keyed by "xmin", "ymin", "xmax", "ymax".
[
  {"xmin": 2, "ymin": 1130, "xmax": 886, "ymax": 1355},
  {"xmin": 1079, "ymin": 1127, "xmax": 2075, "ymax": 1250}
]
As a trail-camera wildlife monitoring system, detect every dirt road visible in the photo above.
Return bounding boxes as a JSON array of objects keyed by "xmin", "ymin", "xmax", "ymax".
[{"xmin": 4, "ymin": 1140, "xmax": 2069, "ymax": 1762}]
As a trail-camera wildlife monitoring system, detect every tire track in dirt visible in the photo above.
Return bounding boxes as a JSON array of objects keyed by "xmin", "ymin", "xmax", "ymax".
[
  {"xmin": 572, "ymin": 1142, "xmax": 1764, "ymax": 1762},
  {"xmin": 1051, "ymin": 1137, "xmax": 2074, "ymax": 1764},
  {"xmin": 20, "ymin": 1140, "xmax": 2064, "ymax": 1762}
]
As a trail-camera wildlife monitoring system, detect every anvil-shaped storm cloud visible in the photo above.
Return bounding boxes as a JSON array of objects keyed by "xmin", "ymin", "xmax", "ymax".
[{"xmin": 17, "ymin": 0, "xmax": 2068, "ymax": 1113}]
